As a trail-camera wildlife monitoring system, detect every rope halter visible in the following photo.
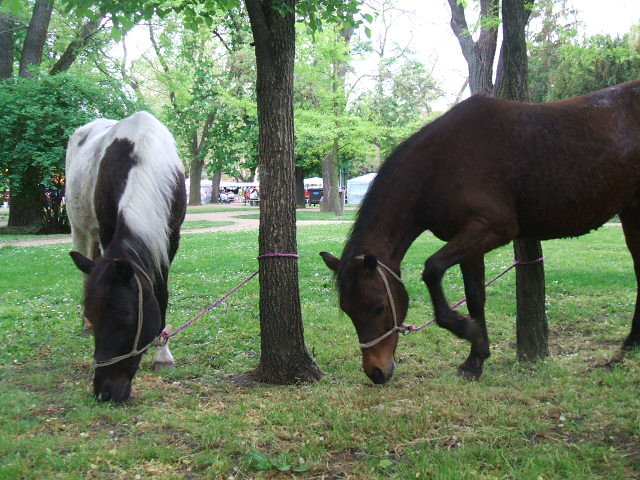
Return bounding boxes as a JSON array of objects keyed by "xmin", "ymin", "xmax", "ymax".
[
  {"xmin": 353, "ymin": 255, "xmax": 407, "ymax": 349},
  {"xmin": 93, "ymin": 262, "xmax": 160, "ymax": 369}
]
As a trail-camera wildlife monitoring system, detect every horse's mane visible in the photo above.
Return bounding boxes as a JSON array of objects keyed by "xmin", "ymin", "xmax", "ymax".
[
  {"xmin": 337, "ymin": 128, "xmax": 428, "ymax": 283},
  {"xmin": 110, "ymin": 112, "xmax": 183, "ymax": 273}
]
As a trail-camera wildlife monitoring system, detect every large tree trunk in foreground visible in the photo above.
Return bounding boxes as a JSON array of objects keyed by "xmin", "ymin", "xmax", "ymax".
[
  {"xmin": 494, "ymin": 0, "xmax": 548, "ymax": 362},
  {"xmin": 245, "ymin": 0, "xmax": 322, "ymax": 383}
]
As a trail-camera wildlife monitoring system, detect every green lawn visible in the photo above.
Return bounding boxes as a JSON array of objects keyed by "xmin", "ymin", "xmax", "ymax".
[
  {"xmin": 235, "ymin": 209, "xmax": 358, "ymax": 221},
  {"xmin": 186, "ymin": 204, "xmax": 256, "ymax": 214},
  {"xmin": 181, "ymin": 220, "xmax": 234, "ymax": 230},
  {"xmin": 1, "ymin": 224, "xmax": 639, "ymax": 479}
]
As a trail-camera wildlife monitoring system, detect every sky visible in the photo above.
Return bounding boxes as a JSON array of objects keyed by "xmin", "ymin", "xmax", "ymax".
[
  {"xmin": 366, "ymin": 0, "xmax": 640, "ymax": 109},
  {"xmin": 120, "ymin": 1, "xmax": 640, "ymax": 109}
]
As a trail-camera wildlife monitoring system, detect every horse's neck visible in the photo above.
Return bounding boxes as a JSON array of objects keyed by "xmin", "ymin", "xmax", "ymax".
[
  {"xmin": 348, "ymin": 203, "xmax": 424, "ymax": 270},
  {"xmin": 103, "ymin": 230, "xmax": 159, "ymax": 281}
]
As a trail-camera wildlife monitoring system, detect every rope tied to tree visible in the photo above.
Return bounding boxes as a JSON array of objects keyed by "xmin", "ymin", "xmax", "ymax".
[{"xmin": 159, "ymin": 253, "xmax": 299, "ymax": 342}]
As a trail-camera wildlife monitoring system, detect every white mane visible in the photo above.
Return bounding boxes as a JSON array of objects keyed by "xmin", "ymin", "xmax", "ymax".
[{"xmin": 66, "ymin": 111, "xmax": 183, "ymax": 273}]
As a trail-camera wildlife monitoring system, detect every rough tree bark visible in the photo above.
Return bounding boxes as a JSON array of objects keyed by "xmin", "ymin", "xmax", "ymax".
[
  {"xmin": 447, "ymin": 0, "xmax": 499, "ymax": 95},
  {"xmin": 493, "ymin": 0, "xmax": 548, "ymax": 362},
  {"xmin": 18, "ymin": 0, "xmax": 53, "ymax": 78},
  {"xmin": 244, "ymin": 0, "xmax": 322, "ymax": 383},
  {"xmin": 0, "ymin": 12, "xmax": 14, "ymax": 78}
]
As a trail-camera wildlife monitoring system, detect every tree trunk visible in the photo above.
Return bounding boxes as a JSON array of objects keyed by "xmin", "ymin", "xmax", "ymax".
[
  {"xmin": 50, "ymin": 16, "xmax": 104, "ymax": 75},
  {"xmin": 9, "ymin": 0, "xmax": 54, "ymax": 228},
  {"xmin": 19, "ymin": 0, "xmax": 54, "ymax": 78},
  {"xmin": 320, "ymin": 26, "xmax": 352, "ymax": 215},
  {"xmin": 295, "ymin": 166, "xmax": 306, "ymax": 208},
  {"xmin": 447, "ymin": 0, "xmax": 499, "ymax": 95},
  {"xmin": 494, "ymin": 0, "xmax": 548, "ymax": 362},
  {"xmin": 319, "ymin": 138, "xmax": 342, "ymax": 215},
  {"xmin": 245, "ymin": 0, "xmax": 322, "ymax": 384},
  {"xmin": 210, "ymin": 171, "xmax": 222, "ymax": 204},
  {"xmin": 513, "ymin": 239, "xmax": 548, "ymax": 361},
  {"xmin": 7, "ymin": 166, "xmax": 43, "ymax": 229},
  {"xmin": 188, "ymin": 158, "xmax": 204, "ymax": 205},
  {"xmin": 0, "ymin": 13, "xmax": 14, "ymax": 79}
]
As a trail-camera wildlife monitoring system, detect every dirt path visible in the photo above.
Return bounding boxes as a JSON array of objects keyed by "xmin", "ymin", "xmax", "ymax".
[{"xmin": 0, "ymin": 208, "xmax": 352, "ymax": 248}]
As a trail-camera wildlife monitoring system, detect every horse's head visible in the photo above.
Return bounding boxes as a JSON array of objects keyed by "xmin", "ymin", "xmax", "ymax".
[
  {"xmin": 320, "ymin": 252, "xmax": 408, "ymax": 384},
  {"xmin": 70, "ymin": 252, "xmax": 162, "ymax": 402}
]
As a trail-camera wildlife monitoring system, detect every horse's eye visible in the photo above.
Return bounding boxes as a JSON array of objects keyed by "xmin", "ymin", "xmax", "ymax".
[{"xmin": 373, "ymin": 304, "xmax": 385, "ymax": 315}]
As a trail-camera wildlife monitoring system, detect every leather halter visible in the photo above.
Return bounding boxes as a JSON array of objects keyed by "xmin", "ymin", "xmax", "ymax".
[
  {"xmin": 353, "ymin": 255, "xmax": 406, "ymax": 349},
  {"xmin": 93, "ymin": 262, "xmax": 161, "ymax": 369}
]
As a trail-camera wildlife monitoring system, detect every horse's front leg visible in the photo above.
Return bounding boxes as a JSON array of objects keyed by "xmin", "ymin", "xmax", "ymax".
[
  {"xmin": 422, "ymin": 218, "xmax": 507, "ymax": 377},
  {"xmin": 153, "ymin": 341, "xmax": 175, "ymax": 370},
  {"xmin": 458, "ymin": 257, "xmax": 489, "ymax": 379}
]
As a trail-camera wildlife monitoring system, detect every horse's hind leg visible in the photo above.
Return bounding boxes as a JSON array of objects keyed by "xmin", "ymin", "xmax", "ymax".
[
  {"xmin": 422, "ymin": 218, "xmax": 510, "ymax": 377},
  {"xmin": 458, "ymin": 256, "xmax": 489, "ymax": 379},
  {"xmin": 619, "ymin": 209, "xmax": 640, "ymax": 349}
]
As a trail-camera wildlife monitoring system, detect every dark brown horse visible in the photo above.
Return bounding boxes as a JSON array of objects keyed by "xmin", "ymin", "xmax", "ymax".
[
  {"xmin": 66, "ymin": 112, "xmax": 186, "ymax": 402},
  {"xmin": 321, "ymin": 80, "xmax": 640, "ymax": 384}
]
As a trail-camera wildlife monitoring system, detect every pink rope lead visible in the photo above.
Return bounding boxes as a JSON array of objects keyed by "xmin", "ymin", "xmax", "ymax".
[
  {"xmin": 159, "ymin": 253, "xmax": 299, "ymax": 342},
  {"xmin": 403, "ymin": 256, "xmax": 545, "ymax": 333}
]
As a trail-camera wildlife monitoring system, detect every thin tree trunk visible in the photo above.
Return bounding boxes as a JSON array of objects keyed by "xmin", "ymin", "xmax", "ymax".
[
  {"xmin": 494, "ymin": 0, "xmax": 548, "ymax": 362},
  {"xmin": 210, "ymin": 171, "xmax": 222, "ymax": 204},
  {"xmin": 188, "ymin": 158, "xmax": 204, "ymax": 205},
  {"xmin": 50, "ymin": 16, "xmax": 104, "ymax": 75},
  {"xmin": 295, "ymin": 166, "xmax": 306, "ymax": 208},
  {"xmin": 7, "ymin": 166, "xmax": 43, "ymax": 228},
  {"xmin": 19, "ymin": 0, "xmax": 54, "ymax": 78},
  {"xmin": 245, "ymin": 0, "xmax": 322, "ymax": 384},
  {"xmin": 0, "ymin": 12, "xmax": 14, "ymax": 78},
  {"xmin": 447, "ymin": 0, "xmax": 499, "ymax": 95}
]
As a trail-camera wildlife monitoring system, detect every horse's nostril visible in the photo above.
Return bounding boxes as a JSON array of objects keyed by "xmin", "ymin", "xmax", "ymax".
[
  {"xmin": 370, "ymin": 367, "xmax": 388, "ymax": 384},
  {"xmin": 97, "ymin": 387, "xmax": 111, "ymax": 402}
]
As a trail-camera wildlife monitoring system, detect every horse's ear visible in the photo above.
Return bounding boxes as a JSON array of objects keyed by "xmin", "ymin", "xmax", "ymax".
[
  {"xmin": 319, "ymin": 251, "xmax": 340, "ymax": 272},
  {"xmin": 69, "ymin": 251, "xmax": 94, "ymax": 274},
  {"xmin": 113, "ymin": 259, "xmax": 134, "ymax": 282},
  {"xmin": 362, "ymin": 255, "xmax": 378, "ymax": 272}
]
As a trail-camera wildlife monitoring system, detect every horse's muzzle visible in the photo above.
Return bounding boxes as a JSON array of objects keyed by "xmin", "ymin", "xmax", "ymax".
[
  {"xmin": 94, "ymin": 376, "xmax": 132, "ymax": 402},
  {"xmin": 365, "ymin": 362, "xmax": 395, "ymax": 385}
]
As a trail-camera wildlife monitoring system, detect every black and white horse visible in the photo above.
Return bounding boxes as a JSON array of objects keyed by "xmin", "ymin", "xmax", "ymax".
[{"xmin": 66, "ymin": 111, "xmax": 186, "ymax": 402}]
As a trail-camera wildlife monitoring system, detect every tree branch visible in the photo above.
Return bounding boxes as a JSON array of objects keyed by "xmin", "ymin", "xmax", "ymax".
[{"xmin": 50, "ymin": 15, "xmax": 107, "ymax": 75}]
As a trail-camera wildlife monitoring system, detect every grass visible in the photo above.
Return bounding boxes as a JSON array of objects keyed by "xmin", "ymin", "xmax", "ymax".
[
  {"xmin": 186, "ymin": 204, "xmax": 256, "ymax": 214},
  {"xmin": 1, "ymin": 224, "xmax": 639, "ymax": 479},
  {"xmin": 181, "ymin": 220, "xmax": 234, "ymax": 230},
  {"xmin": 235, "ymin": 209, "xmax": 358, "ymax": 221}
]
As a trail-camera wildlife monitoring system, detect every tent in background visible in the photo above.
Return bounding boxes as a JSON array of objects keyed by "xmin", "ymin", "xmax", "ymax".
[
  {"xmin": 346, "ymin": 173, "xmax": 377, "ymax": 205},
  {"xmin": 304, "ymin": 177, "xmax": 323, "ymax": 189}
]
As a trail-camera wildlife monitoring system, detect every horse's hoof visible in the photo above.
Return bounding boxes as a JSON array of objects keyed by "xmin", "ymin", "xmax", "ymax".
[
  {"xmin": 457, "ymin": 364, "xmax": 482, "ymax": 381},
  {"xmin": 622, "ymin": 336, "xmax": 640, "ymax": 350},
  {"xmin": 153, "ymin": 361, "xmax": 175, "ymax": 371}
]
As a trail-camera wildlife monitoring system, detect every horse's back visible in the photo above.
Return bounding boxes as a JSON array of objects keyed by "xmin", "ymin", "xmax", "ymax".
[
  {"xmin": 66, "ymin": 112, "xmax": 185, "ymax": 268},
  {"xmin": 66, "ymin": 118, "xmax": 118, "ymax": 247},
  {"xmin": 414, "ymin": 84, "xmax": 640, "ymax": 239}
]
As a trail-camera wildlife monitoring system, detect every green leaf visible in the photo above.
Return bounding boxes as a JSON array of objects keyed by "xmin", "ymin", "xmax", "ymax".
[
  {"xmin": 364, "ymin": 26, "xmax": 372, "ymax": 39},
  {"xmin": 111, "ymin": 25, "xmax": 122, "ymax": 42},
  {"xmin": 294, "ymin": 464, "xmax": 310, "ymax": 472}
]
